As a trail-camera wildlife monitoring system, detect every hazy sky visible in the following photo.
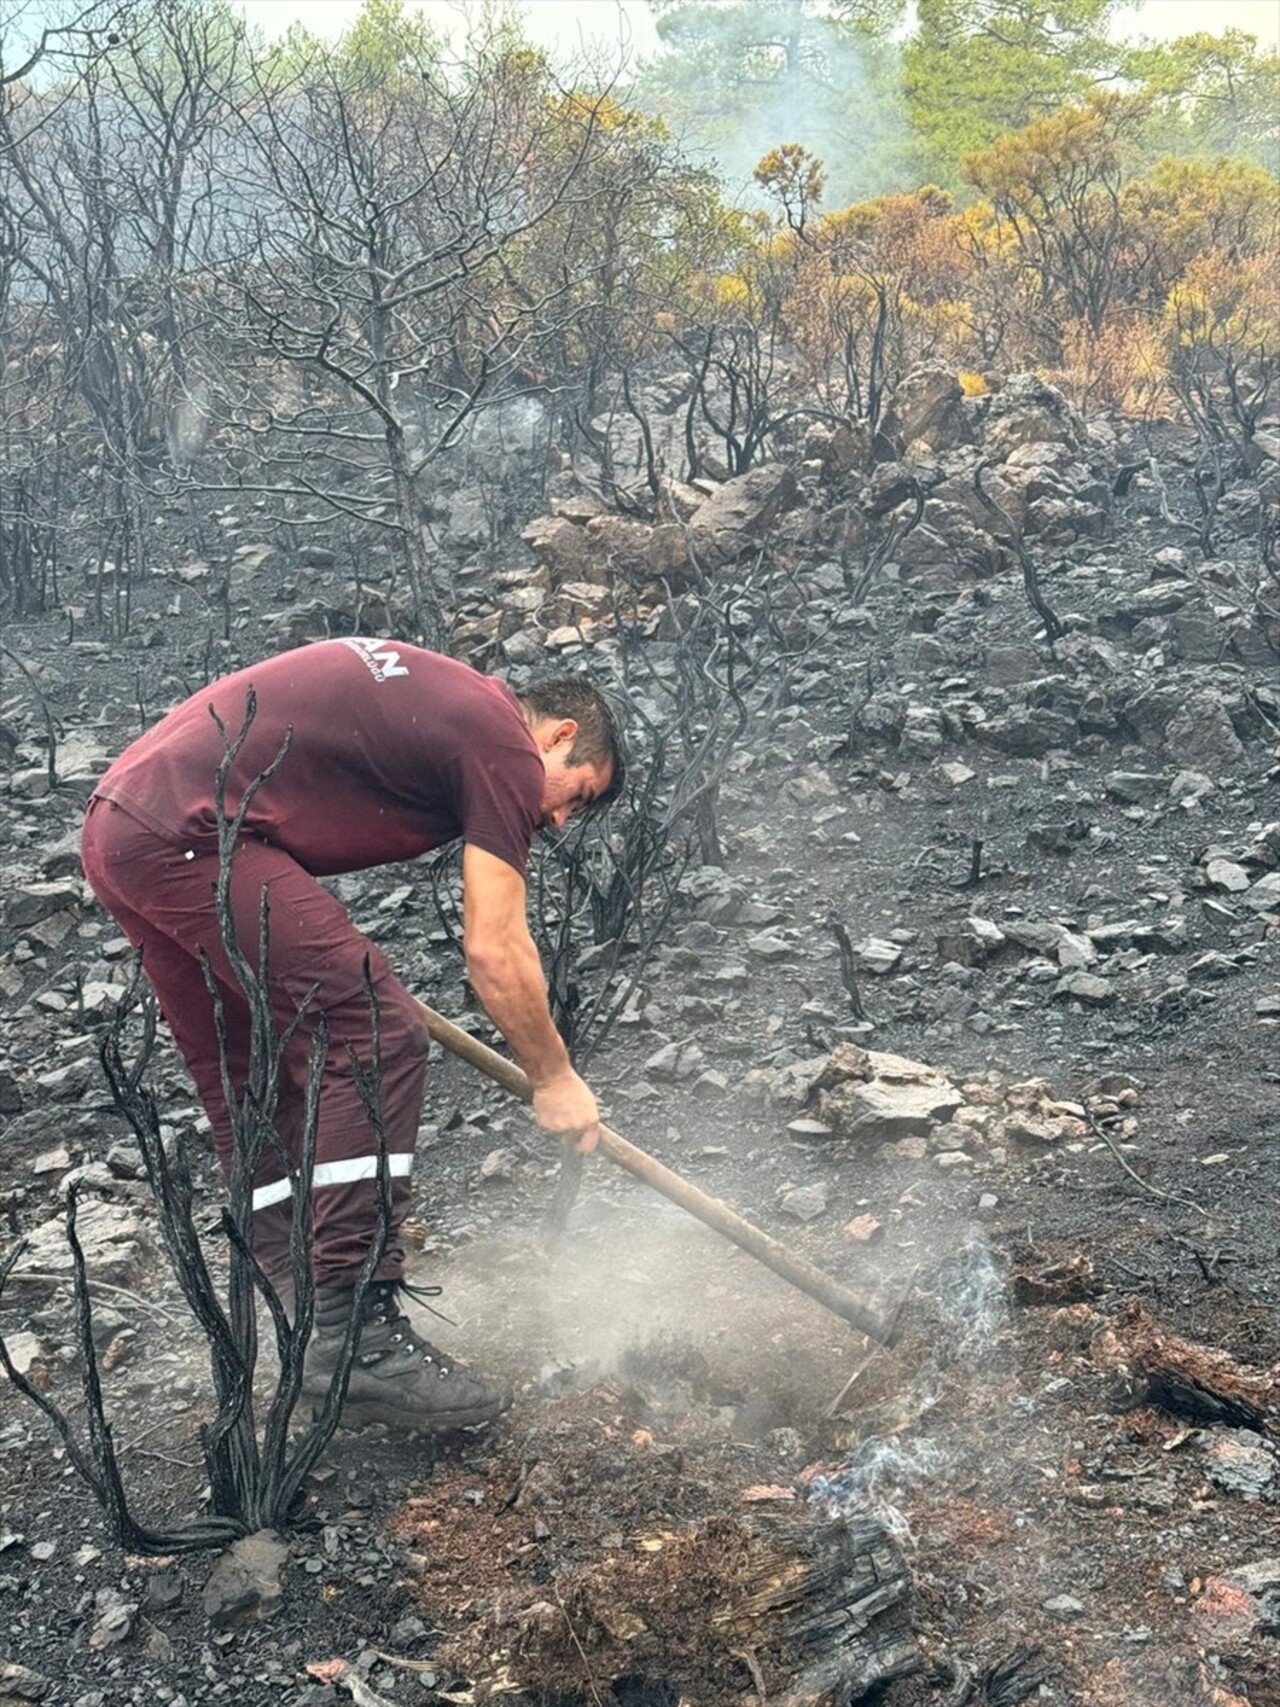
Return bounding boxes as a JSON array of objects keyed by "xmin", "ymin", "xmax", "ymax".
[{"xmin": 230, "ymin": 0, "xmax": 1280, "ymax": 55}]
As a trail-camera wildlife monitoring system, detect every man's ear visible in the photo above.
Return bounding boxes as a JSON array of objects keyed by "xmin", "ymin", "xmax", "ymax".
[{"xmin": 548, "ymin": 717, "xmax": 579, "ymax": 753}]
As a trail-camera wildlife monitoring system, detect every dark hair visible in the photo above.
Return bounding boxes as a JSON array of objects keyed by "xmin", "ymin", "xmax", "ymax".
[{"xmin": 518, "ymin": 675, "xmax": 626, "ymax": 809}]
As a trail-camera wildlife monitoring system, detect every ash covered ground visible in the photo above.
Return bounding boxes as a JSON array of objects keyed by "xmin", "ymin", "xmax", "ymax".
[{"xmin": 3, "ymin": 378, "xmax": 1280, "ymax": 1707}]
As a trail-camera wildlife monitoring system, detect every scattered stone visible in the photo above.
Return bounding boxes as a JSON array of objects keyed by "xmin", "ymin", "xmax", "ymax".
[
  {"xmin": 1052, "ymin": 971, "xmax": 1115, "ymax": 1007},
  {"xmin": 851, "ymin": 936, "xmax": 902, "ymax": 975},
  {"xmin": 1042, "ymin": 1594, "xmax": 1086, "ymax": 1620},
  {"xmin": 746, "ymin": 932, "xmax": 793, "ymax": 961},
  {"xmin": 6, "ymin": 882, "xmax": 82, "ymax": 929},
  {"xmin": 1204, "ymin": 859, "xmax": 1251, "ymax": 893},
  {"xmin": 1244, "ymin": 873, "xmax": 1280, "ymax": 913},
  {"xmin": 1193, "ymin": 1559, "xmax": 1280, "ymax": 1654},
  {"xmin": 12, "ymin": 1200, "xmax": 150, "ymax": 1287},
  {"xmin": 843, "ymin": 1213, "xmax": 883, "ymax": 1244},
  {"xmin": 141, "ymin": 1570, "xmax": 185, "ymax": 1614},
  {"xmin": 1203, "ymin": 1433, "xmax": 1276, "ymax": 1500},
  {"xmin": 87, "ymin": 1587, "xmax": 138, "ymax": 1649},
  {"xmin": 0, "ymin": 1660, "xmax": 48, "ymax": 1700},
  {"xmin": 817, "ymin": 1061, "xmax": 963, "ymax": 1144},
  {"xmin": 0, "ymin": 1333, "xmax": 47, "ymax": 1383},
  {"xmin": 777, "ymin": 1182, "xmax": 829, "ymax": 1222},
  {"xmin": 687, "ymin": 463, "xmax": 799, "ymax": 564},
  {"xmin": 936, "ymin": 917, "xmax": 1006, "ymax": 967},
  {"xmin": 643, "ymin": 1040, "xmax": 706, "ymax": 1081},
  {"xmin": 478, "ymin": 1148, "xmax": 518, "ymax": 1183},
  {"xmin": 202, "ymin": 1530, "xmax": 289, "ymax": 1630},
  {"xmin": 787, "ymin": 1118, "xmax": 833, "ymax": 1139},
  {"xmin": 1105, "ymin": 772, "xmax": 1167, "ymax": 804}
]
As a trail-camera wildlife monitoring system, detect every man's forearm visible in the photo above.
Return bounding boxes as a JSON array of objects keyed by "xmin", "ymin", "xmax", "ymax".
[{"xmin": 465, "ymin": 929, "xmax": 572, "ymax": 1089}]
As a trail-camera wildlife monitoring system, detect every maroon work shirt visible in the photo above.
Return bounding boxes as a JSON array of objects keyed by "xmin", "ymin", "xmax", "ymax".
[{"xmin": 95, "ymin": 640, "xmax": 544, "ymax": 876}]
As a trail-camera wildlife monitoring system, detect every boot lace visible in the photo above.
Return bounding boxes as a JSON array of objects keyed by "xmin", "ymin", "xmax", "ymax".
[{"xmin": 358, "ymin": 1279, "xmax": 456, "ymax": 1376}]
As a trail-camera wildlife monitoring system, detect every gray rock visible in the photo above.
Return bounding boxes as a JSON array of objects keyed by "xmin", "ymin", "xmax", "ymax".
[
  {"xmin": 879, "ymin": 363, "xmax": 971, "ymax": 455},
  {"xmin": 202, "ymin": 1531, "xmax": 289, "ymax": 1629},
  {"xmin": 1164, "ymin": 692, "xmax": 1244, "ymax": 771},
  {"xmin": 0, "ymin": 1332, "xmax": 47, "ymax": 1381},
  {"xmin": 520, "ymin": 515, "xmax": 594, "ymax": 582},
  {"xmin": 12, "ymin": 1200, "xmax": 150, "ymax": 1287},
  {"xmin": 746, "ymin": 932, "xmax": 793, "ymax": 961},
  {"xmin": 777, "ymin": 1182, "xmax": 829, "ymax": 1222},
  {"xmin": 1203, "ymin": 1432, "xmax": 1276, "ymax": 1500},
  {"xmin": 983, "ymin": 643, "xmax": 1042, "ymax": 685},
  {"xmin": 0, "ymin": 1658, "xmax": 48, "ymax": 1699},
  {"xmin": 1188, "ymin": 951, "xmax": 1244, "ymax": 980},
  {"xmin": 1169, "ymin": 770, "xmax": 1215, "ymax": 801},
  {"xmin": 1041, "ymin": 1594, "xmax": 1086, "ymax": 1619},
  {"xmin": 852, "ymin": 937, "xmax": 902, "ymax": 975},
  {"xmin": 478, "ymin": 1148, "xmax": 518, "ymax": 1183},
  {"xmin": 643, "ymin": 1040, "xmax": 706, "ymax": 1081},
  {"xmin": 787, "ymin": 1118, "xmax": 834, "ymax": 1139},
  {"xmin": 87, "ymin": 1587, "xmax": 138, "ymax": 1650},
  {"xmin": 1055, "ymin": 931, "xmax": 1097, "ymax": 970},
  {"xmin": 855, "ymin": 690, "xmax": 907, "ymax": 742},
  {"xmin": 141, "ymin": 1569, "xmax": 185, "ymax": 1614},
  {"xmin": 1105, "ymin": 771, "xmax": 1168, "ymax": 804},
  {"xmin": 900, "ymin": 705, "xmax": 944, "ymax": 757},
  {"xmin": 1202, "ymin": 1556, "xmax": 1280, "ymax": 1650},
  {"xmin": 974, "ymin": 709, "xmax": 1077, "ymax": 758},
  {"xmin": 936, "ymin": 917, "xmax": 1006, "ymax": 967},
  {"xmin": 1053, "ymin": 971, "xmax": 1115, "ymax": 1006},
  {"xmin": 1004, "ymin": 920, "xmax": 1076, "ymax": 957},
  {"xmin": 7, "ymin": 882, "xmax": 82, "ymax": 929},
  {"xmin": 687, "ymin": 464, "xmax": 798, "ymax": 564},
  {"xmin": 1204, "ymin": 859, "xmax": 1251, "ymax": 892},
  {"xmin": 1245, "ymin": 873, "xmax": 1280, "ymax": 913},
  {"xmin": 751, "ymin": 1056, "xmax": 829, "ymax": 1107},
  {"xmin": 984, "ymin": 374, "xmax": 1085, "ymax": 458},
  {"xmin": 500, "ymin": 629, "xmax": 546, "ymax": 667},
  {"xmin": 822, "ymin": 1079, "xmax": 963, "ymax": 1144}
]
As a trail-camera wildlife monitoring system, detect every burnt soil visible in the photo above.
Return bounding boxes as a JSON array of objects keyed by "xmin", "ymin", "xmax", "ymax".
[{"xmin": 3, "ymin": 423, "xmax": 1280, "ymax": 1707}]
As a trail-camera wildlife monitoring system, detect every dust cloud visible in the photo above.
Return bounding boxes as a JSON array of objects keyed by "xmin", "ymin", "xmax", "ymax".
[{"xmin": 408, "ymin": 1179, "xmax": 912, "ymax": 1425}]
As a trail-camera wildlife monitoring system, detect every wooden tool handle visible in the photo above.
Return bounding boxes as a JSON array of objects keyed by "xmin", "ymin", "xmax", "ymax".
[{"xmin": 415, "ymin": 999, "xmax": 899, "ymax": 1346}]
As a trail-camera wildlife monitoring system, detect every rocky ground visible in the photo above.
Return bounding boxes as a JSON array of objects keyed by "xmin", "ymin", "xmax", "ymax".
[{"xmin": 3, "ymin": 368, "xmax": 1280, "ymax": 1707}]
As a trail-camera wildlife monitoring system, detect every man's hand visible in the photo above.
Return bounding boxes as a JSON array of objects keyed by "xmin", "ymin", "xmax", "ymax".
[{"xmin": 532, "ymin": 1067, "xmax": 600, "ymax": 1154}]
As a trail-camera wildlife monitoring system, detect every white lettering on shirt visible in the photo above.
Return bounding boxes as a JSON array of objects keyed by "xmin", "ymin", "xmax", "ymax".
[{"xmin": 339, "ymin": 637, "xmax": 411, "ymax": 682}]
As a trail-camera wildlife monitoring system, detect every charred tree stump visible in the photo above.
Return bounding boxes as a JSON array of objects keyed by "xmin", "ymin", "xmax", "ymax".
[
  {"xmin": 1093, "ymin": 1300, "xmax": 1279, "ymax": 1432},
  {"xmin": 726, "ymin": 1509, "xmax": 919, "ymax": 1705}
]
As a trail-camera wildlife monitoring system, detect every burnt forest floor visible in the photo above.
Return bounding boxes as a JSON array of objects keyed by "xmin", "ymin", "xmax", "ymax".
[{"xmin": 3, "ymin": 417, "xmax": 1280, "ymax": 1707}]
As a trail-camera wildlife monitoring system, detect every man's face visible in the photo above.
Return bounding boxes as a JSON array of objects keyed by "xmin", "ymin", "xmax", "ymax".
[{"xmin": 534, "ymin": 719, "xmax": 612, "ymax": 830}]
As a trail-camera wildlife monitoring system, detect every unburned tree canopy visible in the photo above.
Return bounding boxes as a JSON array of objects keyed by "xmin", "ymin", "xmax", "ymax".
[
  {"xmin": 636, "ymin": 0, "xmax": 920, "ymax": 205},
  {"xmin": 904, "ymin": 0, "xmax": 1123, "ymax": 184}
]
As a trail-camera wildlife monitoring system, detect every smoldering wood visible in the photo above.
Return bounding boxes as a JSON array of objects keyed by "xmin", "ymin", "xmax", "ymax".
[
  {"xmin": 1093, "ymin": 1299, "xmax": 1279, "ymax": 1432},
  {"xmin": 448, "ymin": 1509, "xmax": 918, "ymax": 1704},
  {"xmin": 729, "ymin": 1511, "xmax": 918, "ymax": 1706}
]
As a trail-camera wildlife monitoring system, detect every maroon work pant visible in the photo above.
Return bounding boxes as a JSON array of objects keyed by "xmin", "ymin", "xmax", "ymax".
[{"xmin": 80, "ymin": 797, "xmax": 428, "ymax": 1288}]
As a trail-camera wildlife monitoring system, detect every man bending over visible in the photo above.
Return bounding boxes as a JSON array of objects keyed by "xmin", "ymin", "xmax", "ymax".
[{"xmin": 80, "ymin": 638, "xmax": 622, "ymax": 1433}]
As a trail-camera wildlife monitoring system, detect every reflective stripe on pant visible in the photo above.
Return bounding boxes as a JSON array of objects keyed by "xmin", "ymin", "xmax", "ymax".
[{"xmin": 80, "ymin": 796, "xmax": 428, "ymax": 1287}]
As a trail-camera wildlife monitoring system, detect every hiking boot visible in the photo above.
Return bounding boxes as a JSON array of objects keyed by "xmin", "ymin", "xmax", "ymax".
[{"xmin": 302, "ymin": 1279, "xmax": 512, "ymax": 1433}]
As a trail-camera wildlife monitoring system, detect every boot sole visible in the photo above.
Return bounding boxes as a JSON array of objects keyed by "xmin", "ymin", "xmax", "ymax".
[{"xmin": 309, "ymin": 1395, "xmax": 512, "ymax": 1433}]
